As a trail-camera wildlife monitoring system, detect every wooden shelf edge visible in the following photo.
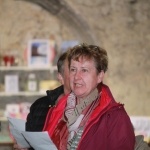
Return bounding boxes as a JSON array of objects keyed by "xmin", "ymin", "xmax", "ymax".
[
  {"xmin": 0, "ymin": 91, "xmax": 46, "ymax": 96},
  {"xmin": 0, "ymin": 66, "xmax": 57, "ymax": 71}
]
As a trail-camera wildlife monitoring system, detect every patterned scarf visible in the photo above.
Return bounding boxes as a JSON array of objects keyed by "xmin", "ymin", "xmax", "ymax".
[{"xmin": 52, "ymin": 88, "xmax": 99, "ymax": 150}]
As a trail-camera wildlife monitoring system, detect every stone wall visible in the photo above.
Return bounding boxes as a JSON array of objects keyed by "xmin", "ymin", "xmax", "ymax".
[{"xmin": 0, "ymin": 0, "xmax": 150, "ymax": 116}]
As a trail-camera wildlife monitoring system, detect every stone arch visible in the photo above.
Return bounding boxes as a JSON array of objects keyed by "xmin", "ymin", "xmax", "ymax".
[{"xmin": 22, "ymin": 0, "xmax": 97, "ymax": 44}]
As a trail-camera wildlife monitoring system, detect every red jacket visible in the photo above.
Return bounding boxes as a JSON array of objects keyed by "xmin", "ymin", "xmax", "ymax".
[{"xmin": 43, "ymin": 84, "xmax": 135, "ymax": 150}]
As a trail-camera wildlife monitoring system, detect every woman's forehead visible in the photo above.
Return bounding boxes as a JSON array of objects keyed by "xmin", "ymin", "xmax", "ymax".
[
  {"xmin": 72, "ymin": 55, "xmax": 93, "ymax": 62},
  {"xmin": 71, "ymin": 57, "xmax": 94, "ymax": 66}
]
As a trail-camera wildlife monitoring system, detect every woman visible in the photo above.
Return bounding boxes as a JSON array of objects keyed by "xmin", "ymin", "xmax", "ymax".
[{"xmin": 43, "ymin": 44, "xmax": 135, "ymax": 150}]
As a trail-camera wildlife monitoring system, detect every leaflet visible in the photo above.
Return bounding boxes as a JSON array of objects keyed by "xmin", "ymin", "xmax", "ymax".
[
  {"xmin": 7, "ymin": 117, "xmax": 30, "ymax": 148},
  {"xmin": 22, "ymin": 131, "xmax": 58, "ymax": 150},
  {"xmin": 7, "ymin": 117, "xmax": 57, "ymax": 150}
]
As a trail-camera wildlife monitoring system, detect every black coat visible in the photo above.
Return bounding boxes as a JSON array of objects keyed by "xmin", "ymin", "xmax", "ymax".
[{"xmin": 25, "ymin": 85, "xmax": 64, "ymax": 150}]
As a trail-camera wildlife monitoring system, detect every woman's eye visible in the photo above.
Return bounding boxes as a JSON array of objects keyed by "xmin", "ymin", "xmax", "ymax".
[
  {"xmin": 70, "ymin": 68, "xmax": 76, "ymax": 72},
  {"xmin": 82, "ymin": 69, "xmax": 88, "ymax": 72}
]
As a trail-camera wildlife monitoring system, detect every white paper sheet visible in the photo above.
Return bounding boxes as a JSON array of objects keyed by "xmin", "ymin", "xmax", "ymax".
[
  {"xmin": 7, "ymin": 117, "xmax": 31, "ymax": 148},
  {"xmin": 21, "ymin": 131, "xmax": 58, "ymax": 150}
]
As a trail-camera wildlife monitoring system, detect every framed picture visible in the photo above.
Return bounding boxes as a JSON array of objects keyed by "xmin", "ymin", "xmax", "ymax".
[
  {"xmin": 61, "ymin": 40, "xmax": 79, "ymax": 53},
  {"xmin": 28, "ymin": 39, "xmax": 51, "ymax": 67}
]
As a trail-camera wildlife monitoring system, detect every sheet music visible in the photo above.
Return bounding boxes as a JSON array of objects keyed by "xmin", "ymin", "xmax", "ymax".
[
  {"xmin": 22, "ymin": 131, "xmax": 58, "ymax": 150},
  {"xmin": 7, "ymin": 117, "xmax": 58, "ymax": 150},
  {"xmin": 7, "ymin": 117, "xmax": 30, "ymax": 148}
]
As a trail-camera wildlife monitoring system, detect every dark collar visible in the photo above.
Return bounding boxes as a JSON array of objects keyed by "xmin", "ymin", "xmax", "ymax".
[{"xmin": 46, "ymin": 85, "xmax": 64, "ymax": 107}]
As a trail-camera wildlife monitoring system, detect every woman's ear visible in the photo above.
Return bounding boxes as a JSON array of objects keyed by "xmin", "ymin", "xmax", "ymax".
[
  {"xmin": 97, "ymin": 70, "xmax": 105, "ymax": 83},
  {"xmin": 57, "ymin": 73, "xmax": 64, "ymax": 85}
]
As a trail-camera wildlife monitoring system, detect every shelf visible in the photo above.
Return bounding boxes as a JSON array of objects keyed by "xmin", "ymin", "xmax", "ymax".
[
  {"xmin": 0, "ymin": 66, "xmax": 57, "ymax": 97},
  {"xmin": 0, "ymin": 91, "xmax": 46, "ymax": 97},
  {"xmin": 0, "ymin": 66, "xmax": 57, "ymax": 71},
  {"xmin": 0, "ymin": 117, "xmax": 7, "ymax": 121}
]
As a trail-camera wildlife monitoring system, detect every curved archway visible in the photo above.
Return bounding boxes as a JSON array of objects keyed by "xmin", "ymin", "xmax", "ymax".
[{"xmin": 22, "ymin": 0, "xmax": 97, "ymax": 44}]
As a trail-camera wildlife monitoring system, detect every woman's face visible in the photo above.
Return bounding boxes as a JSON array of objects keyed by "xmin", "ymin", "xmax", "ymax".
[{"xmin": 69, "ymin": 57, "xmax": 104, "ymax": 101}]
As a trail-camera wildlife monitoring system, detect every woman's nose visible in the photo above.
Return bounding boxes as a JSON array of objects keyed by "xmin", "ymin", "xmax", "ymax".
[{"xmin": 74, "ymin": 70, "xmax": 81, "ymax": 80}]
